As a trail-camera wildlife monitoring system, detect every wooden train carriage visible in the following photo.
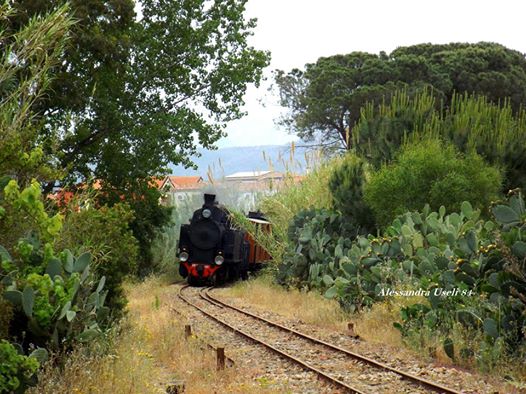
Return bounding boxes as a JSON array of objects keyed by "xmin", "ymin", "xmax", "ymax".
[{"xmin": 245, "ymin": 217, "xmax": 272, "ymax": 269}]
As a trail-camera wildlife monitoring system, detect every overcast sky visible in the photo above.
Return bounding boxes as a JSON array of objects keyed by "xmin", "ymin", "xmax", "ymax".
[{"xmin": 216, "ymin": 0, "xmax": 526, "ymax": 148}]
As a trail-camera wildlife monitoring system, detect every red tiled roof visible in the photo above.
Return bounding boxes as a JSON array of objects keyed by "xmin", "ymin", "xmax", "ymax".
[
  {"xmin": 48, "ymin": 190, "xmax": 75, "ymax": 207},
  {"xmin": 149, "ymin": 177, "xmax": 165, "ymax": 189},
  {"xmin": 167, "ymin": 176, "xmax": 203, "ymax": 190}
]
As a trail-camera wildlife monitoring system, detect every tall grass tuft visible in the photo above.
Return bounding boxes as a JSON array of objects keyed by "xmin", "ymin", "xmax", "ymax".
[{"xmin": 231, "ymin": 146, "xmax": 336, "ymax": 264}]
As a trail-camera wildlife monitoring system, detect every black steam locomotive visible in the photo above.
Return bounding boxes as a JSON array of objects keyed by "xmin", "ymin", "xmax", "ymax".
[{"xmin": 177, "ymin": 194, "xmax": 270, "ymax": 285}]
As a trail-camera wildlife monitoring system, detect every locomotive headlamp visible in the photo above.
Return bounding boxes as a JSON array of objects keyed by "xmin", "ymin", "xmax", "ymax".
[
  {"xmin": 179, "ymin": 251, "xmax": 189, "ymax": 262},
  {"xmin": 202, "ymin": 208, "xmax": 212, "ymax": 219},
  {"xmin": 214, "ymin": 255, "xmax": 224, "ymax": 265}
]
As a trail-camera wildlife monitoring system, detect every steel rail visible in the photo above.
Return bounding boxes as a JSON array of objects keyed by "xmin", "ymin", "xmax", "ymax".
[
  {"xmin": 205, "ymin": 287, "xmax": 462, "ymax": 394},
  {"xmin": 178, "ymin": 285, "xmax": 365, "ymax": 394},
  {"xmin": 198, "ymin": 287, "xmax": 224, "ymax": 309}
]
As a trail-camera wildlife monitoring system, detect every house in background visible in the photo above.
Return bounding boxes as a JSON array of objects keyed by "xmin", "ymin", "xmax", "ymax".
[
  {"xmin": 159, "ymin": 176, "xmax": 205, "ymax": 206},
  {"xmin": 220, "ymin": 170, "xmax": 290, "ymax": 210},
  {"xmin": 153, "ymin": 171, "xmax": 303, "ymax": 211},
  {"xmin": 224, "ymin": 170, "xmax": 284, "ymax": 189}
]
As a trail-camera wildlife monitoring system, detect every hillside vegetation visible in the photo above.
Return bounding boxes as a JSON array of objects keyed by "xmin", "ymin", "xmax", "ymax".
[{"xmin": 245, "ymin": 90, "xmax": 526, "ymax": 384}]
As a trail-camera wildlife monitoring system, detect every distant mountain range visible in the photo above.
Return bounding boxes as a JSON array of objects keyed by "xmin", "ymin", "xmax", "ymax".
[{"xmin": 168, "ymin": 144, "xmax": 313, "ymax": 179}]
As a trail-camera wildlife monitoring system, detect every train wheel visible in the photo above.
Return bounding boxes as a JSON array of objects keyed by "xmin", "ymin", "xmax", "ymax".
[
  {"xmin": 240, "ymin": 268, "xmax": 248, "ymax": 280},
  {"xmin": 228, "ymin": 264, "xmax": 240, "ymax": 282},
  {"xmin": 179, "ymin": 263, "xmax": 188, "ymax": 278},
  {"xmin": 214, "ymin": 268, "xmax": 226, "ymax": 285},
  {"xmin": 241, "ymin": 241, "xmax": 249, "ymax": 280}
]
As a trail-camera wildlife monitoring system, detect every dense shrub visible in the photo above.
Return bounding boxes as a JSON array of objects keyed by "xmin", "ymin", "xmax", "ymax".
[
  {"xmin": 0, "ymin": 340, "xmax": 39, "ymax": 393},
  {"xmin": 1, "ymin": 180, "xmax": 110, "ymax": 351},
  {"xmin": 328, "ymin": 154, "xmax": 375, "ymax": 232},
  {"xmin": 363, "ymin": 139, "xmax": 502, "ymax": 227},
  {"xmin": 99, "ymin": 186, "xmax": 172, "ymax": 277},
  {"xmin": 286, "ymin": 191, "xmax": 526, "ymax": 360},
  {"xmin": 0, "ymin": 294, "xmax": 13, "ymax": 339},
  {"xmin": 55, "ymin": 202, "xmax": 139, "ymax": 315},
  {"xmin": 393, "ymin": 190, "xmax": 526, "ymax": 359}
]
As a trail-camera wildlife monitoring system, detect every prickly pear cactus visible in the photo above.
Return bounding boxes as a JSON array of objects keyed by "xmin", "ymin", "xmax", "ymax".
[{"xmin": 395, "ymin": 190, "xmax": 526, "ymax": 352}]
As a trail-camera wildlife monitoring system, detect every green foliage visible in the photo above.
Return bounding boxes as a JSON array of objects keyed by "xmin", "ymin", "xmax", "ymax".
[
  {"xmin": 391, "ymin": 43, "xmax": 526, "ymax": 111},
  {"xmin": 275, "ymin": 42, "xmax": 526, "ymax": 151},
  {"xmin": 0, "ymin": 293, "xmax": 13, "ymax": 340},
  {"xmin": 0, "ymin": 3, "xmax": 127, "ymax": 388},
  {"xmin": 0, "ymin": 4, "xmax": 72, "ymax": 185},
  {"xmin": 389, "ymin": 192, "xmax": 526, "ymax": 355},
  {"xmin": 1, "ymin": 241, "xmax": 109, "ymax": 349},
  {"xmin": 283, "ymin": 192, "xmax": 526, "ymax": 351},
  {"xmin": 0, "ymin": 340, "xmax": 39, "ymax": 394},
  {"xmin": 120, "ymin": 186, "xmax": 172, "ymax": 276},
  {"xmin": 355, "ymin": 90, "xmax": 526, "ymax": 190},
  {"xmin": 282, "ymin": 206, "xmax": 416, "ymax": 312},
  {"xmin": 55, "ymin": 202, "xmax": 139, "ymax": 315},
  {"xmin": 257, "ymin": 157, "xmax": 336, "ymax": 263},
  {"xmin": 0, "ymin": 179, "xmax": 63, "ymax": 253},
  {"xmin": 363, "ymin": 139, "xmax": 502, "ymax": 227},
  {"xmin": 0, "ymin": 180, "xmax": 110, "ymax": 372},
  {"xmin": 9, "ymin": 0, "xmax": 270, "ymax": 193},
  {"xmin": 286, "ymin": 190, "xmax": 526, "ymax": 358},
  {"xmin": 328, "ymin": 154, "xmax": 375, "ymax": 232}
]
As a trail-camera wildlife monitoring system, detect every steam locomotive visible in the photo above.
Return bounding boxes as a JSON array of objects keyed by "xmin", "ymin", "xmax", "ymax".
[{"xmin": 177, "ymin": 193, "xmax": 271, "ymax": 285}]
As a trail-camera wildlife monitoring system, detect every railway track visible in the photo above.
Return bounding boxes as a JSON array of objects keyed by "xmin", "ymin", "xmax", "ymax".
[{"xmin": 178, "ymin": 284, "xmax": 463, "ymax": 394}]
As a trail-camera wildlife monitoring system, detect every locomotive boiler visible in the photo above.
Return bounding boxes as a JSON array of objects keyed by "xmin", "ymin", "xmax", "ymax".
[{"xmin": 177, "ymin": 193, "xmax": 270, "ymax": 285}]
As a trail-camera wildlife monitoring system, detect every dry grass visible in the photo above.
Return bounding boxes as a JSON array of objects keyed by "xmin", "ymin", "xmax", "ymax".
[
  {"xmin": 225, "ymin": 275, "xmax": 348, "ymax": 331},
  {"xmin": 353, "ymin": 299, "xmax": 411, "ymax": 348},
  {"xmin": 225, "ymin": 275, "xmax": 417, "ymax": 349},
  {"xmin": 29, "ymin": 274, "xmax": 525, "ymax": 392},
  {"xmin": 31, "ymin": 276, "xmax": 276, "ymax": 394}
]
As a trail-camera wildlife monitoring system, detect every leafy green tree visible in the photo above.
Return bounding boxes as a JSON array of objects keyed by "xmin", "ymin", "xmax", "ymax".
[
  {"xmin": 275, "ymin": 43, "xmax": 526, "ymax": 150},
  {"xmin": 8, "ymin": 0, "xmax": 270, "ymax": 188}
]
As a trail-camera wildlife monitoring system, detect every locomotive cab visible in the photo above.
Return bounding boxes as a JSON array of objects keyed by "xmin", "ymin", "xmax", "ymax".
[{"xmin": 178, "ymin": 193, "xmax": 249, "ymax": 285}]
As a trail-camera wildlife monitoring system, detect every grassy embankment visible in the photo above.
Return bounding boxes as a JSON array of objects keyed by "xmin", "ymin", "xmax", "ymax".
[{"xmin": 31, "ymin": 275, "xmax": 276, "ymax": 394}]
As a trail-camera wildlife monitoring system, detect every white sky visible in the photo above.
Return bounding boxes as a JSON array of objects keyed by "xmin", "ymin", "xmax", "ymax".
[{"xmin": 217, "ymin": 0, "xmax": 526, "ymax": 148}]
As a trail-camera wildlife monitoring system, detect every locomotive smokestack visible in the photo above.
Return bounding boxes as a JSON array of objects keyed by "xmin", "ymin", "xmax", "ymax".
[{"xmin": 204, "ymin": 193, "xmax": 216, "ymax": 206}]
